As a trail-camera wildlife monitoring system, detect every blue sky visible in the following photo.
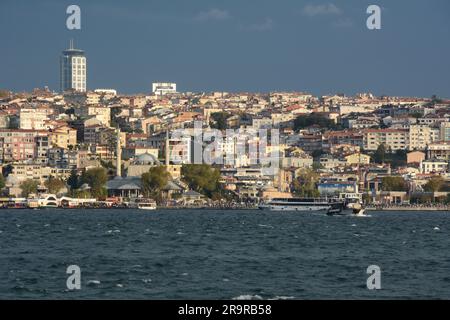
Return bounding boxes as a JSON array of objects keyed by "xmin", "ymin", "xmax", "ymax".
[{"xmin": 1, "ymin": 0, "xmax": 449, "ymax": 97}]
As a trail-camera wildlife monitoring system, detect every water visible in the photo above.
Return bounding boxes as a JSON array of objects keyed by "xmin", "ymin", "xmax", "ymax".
[{"xmin": 1, "ymin": 209, "xmax": 449, "ymax": 299}]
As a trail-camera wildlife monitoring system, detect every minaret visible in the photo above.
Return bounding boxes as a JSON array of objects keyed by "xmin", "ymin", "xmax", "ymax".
[{"xmin": 116, "ymin": 128, "xmax": 122, "ymax": 177}]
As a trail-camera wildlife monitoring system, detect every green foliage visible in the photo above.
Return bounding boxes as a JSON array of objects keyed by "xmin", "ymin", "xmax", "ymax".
[
  {"xmin": 423, "ymin": 176, "xmax": 445, "ymax": 192},
  {"xmin": 141, "ymin": 166, "xmax": 171, "ymax": 199},
  {"xmin": 0, "ymin": 174, "xmax": 5, "ymax": 190},
  {"xmin": 362, "ymin": 193, "xmax": 372, "ymax": 204},
  {"xmin": 373, "ymin": 144, "xmax": 387, "ymax": 163},
  {"xmin": 311, "ymin": 149, "xmax": 325, "ymax": 160},
  {"xmin": 373, "ymin": 145, "xmax": 407, "ymax": 168},
  {"xmin": 73, "ymin": 189, "xmax": 92, "ymax": 199},
  {"xmin": 181, "ymin": 164, "xmax": 221, "ymax": 197},
  {"xmin": 210, "ymin": 112, "xmax": 231, "ymax": 130},
  {"xmin": 294, "ymin": 113, "xmax": 337, "ymax": 131},
  {"xmin": 80, "ymin": 168, "xmax": 108, "ymax": 198},
  {"xmin": 67, "ymin": 169, "xmax": 79, "ymax": 190},
  {"xmin": 381, "ymin": 176, "xmax": 408, "ymax": 192},
  {"xmin": 20, "ymin": 179, "xmax": 39, "ymax": 197},
  {"xmin": 3, "ymin": 164, "xmax": 13, "ymax": 176},
  {"xmin": 410, "ymin": 193, "xmax": 434, "ymax": 204},
  {"xmin": 292, "ymin": 168, "xmax": 320, "ymax": 197},
  {"xmin": 312, "ymin": 162, "xmax": 324, "ymax": 170},
  {"xmin": 410, "ymin": 112, "xmax": 423, "ymax": 119},
  {"xmin": 44, "ymin": 177, "xmax": 66, "ymax": 194},
  {"xmin": 0, "ymin": 89, "xmax": 10, "ymax": 99}
]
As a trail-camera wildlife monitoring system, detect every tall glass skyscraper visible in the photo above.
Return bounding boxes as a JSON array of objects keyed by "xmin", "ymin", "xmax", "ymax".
[{"xmin": 60, "ymin": 40, "xmax": 87, "ymax": 92}]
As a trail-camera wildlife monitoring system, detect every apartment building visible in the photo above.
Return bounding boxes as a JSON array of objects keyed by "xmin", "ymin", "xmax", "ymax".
[
  {"xmin": 49, "ymin": 125, "xmax": 77, "ymax": 149},
  {"xmin": 11, "ymin": 164, "xmax": 71, "ymax": 184},
  {"xmin": 363, "ymin": 129, "xmax": 409, "ymax": 151},
  {"xmin": 408, "ymin": 125, "xmax": 440, "ymax": 150},
  {"xmin": 420, "ymin": 159, "xmax": 448, "ymax": 174},
  {"xmin": 0, "ymin": 129, "xmax": 48, "ymax": 163},
  {"xmin": 19, "ymin": 107, "xmax": 53, "ymax": 130}
]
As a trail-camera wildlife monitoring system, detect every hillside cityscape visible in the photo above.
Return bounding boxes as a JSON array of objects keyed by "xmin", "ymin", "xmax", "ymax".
[{"xmin": 0, "ymin": 42, "xmax": 449, "ymax": 209}]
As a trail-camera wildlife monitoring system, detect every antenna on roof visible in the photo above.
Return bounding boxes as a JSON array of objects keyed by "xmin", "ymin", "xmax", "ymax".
[{"xmin": 69, "ymin": 39, "xmax": 74, "ymax": 50}]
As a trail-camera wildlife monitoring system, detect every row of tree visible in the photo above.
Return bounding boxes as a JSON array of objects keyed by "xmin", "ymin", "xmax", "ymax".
[
  {"xmin": 14, "ymin": 168, "xmax": 108, "ymax": 198},
  {"xmin": 140, "ymin": 164, "xmax": 223, "ymax": 200},
  {"xmin": 3, "ymin": 165, "xmax": 448, "ymax": 200},
  {"xmin": 381, "ymin": 176, "xmax": 449, "ymax": 192}
]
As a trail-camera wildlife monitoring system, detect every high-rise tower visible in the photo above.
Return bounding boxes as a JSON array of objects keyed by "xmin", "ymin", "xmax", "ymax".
[{"xmin": 60, "ymin": 40, "xmax": 87, "ymax": 92}]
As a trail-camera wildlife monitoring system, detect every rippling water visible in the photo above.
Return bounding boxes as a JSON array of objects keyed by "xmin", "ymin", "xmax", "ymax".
[{"xmin": 0, "ymin": 209, "xmax": 449, "ymax": 299}]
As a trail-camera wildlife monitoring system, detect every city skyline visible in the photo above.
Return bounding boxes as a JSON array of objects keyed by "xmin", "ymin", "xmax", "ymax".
[{"xmin": 0, "ymin": 0, "xmax": 449, "ymax": 98}]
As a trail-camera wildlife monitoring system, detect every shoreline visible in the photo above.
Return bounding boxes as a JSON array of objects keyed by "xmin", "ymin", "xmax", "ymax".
[
  {"xmin": 1, "ymin": 205, "xmax": 449, "ymax": 211},
  {"xmin": 366, "ymin": 206, "xmax": 450, "ymax": 211}
]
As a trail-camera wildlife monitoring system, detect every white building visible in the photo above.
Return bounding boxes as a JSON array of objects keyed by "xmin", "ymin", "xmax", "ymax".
[
  {"xmin": 408, "ymin": 125, "xmax": 440, "ymax": 150},
  {"xmin": 60, "ymin": 41, "xmax": 87, "ymax": 92},
  {"xmin": 363, "ymin": 129, "xmax": 409, "ymax": 151},
  {"xmin": 19, "ymin": 108, "xmax": 52, "ymax": 130},
  {"xmin": 94, "ymin": 89, "xmax": 117, "ymax": 96},
  {"xmin": 440, "ymin": 121, "xmax": 450, "ymax": 142},
  {"xmin": 152, "ymin": 82, "xmax": 177, "ymax": 96},
  {"xmin": 420, "ymin": 159, "xmax": 448, "ymax": 174}
]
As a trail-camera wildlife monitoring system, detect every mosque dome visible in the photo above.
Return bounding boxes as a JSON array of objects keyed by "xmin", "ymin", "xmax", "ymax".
[{"xmin": 133, "ymin": 153, "xmax": 160, "ymax": 165}]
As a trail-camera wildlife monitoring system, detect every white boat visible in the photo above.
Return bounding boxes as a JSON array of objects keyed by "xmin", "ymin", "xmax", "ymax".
[
  {"xmin": 136, "ymin": 200, "xmax": 157, "ymax": 210},
  {"xmin": 259, "ymin": 194, "xmax": 365, "ymax": 216}
]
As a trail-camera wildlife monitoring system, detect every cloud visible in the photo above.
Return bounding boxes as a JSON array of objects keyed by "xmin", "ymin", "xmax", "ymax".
[
  {"xmin": 243, "ymin": 18, "xmax": 274, "ymax": 32},
  {"xmin": 302, "ymin": 3, "xmax": 342, "ymax": 17},
  {"xmin": 194, "ymin": 8, "xmax": 230, "ymax": 22}
]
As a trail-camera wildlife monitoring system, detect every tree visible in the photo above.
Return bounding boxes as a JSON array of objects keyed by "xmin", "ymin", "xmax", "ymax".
[
  {"xmin": 20, "ymin": 179, "xmax": 39, "ymax": 197},
  {"xmin": 45, "ymin": 177, "xmax": 66, "ymax": 194},
  {"xmin": 294, "ymin": 113, "xmax": 336, "ymax": 131},
  {"xmin": 0, "ymin": 89, "xmax": 10, "ymax": 99},
  {"xmin": 210, "ymin": 112, "xmax": 231, "ymax": 130},
  {"xmin": 80, "ymin": 168, "xmax": 108, "ymax": 198},
  {"xmin": 3, "ymin": 164, "xmax": 13, "ymax": 176},
  {"xmin": 67, "ymin": 169, "xmax": 79, "ymax": 190},
  {"xmin": 312, "ymin": 162, "xmax": 324, "ymax": 170},
  {"xmin": 381, "ymin": 176, "xmax": 408, "ymax": 192},
  {"xmin": 0, "ymin": 174, "xmax": 5, "ymax": 190},
  {"xmin": 141, "ymin": 166, "xmax": 171, "ymax": 199},
  {"xmin": 292, "ymin": 168, "xmax": 320, "ymax": 198},
  {"xmin": 410, "ymin": 112, "xmax": 423, "ymax": 119},
  {"xmin": 312, "ymin": 149, "xmax": 325, "ymax": 160},
  {"xmin": 181, "ymin": 164, "xmax": 221, "ymax": 197},
  {"xmin": 373, "ymin": 144, "xmax": 387, "ymax": 164},
  {"xmin": 73, "ymin": 189, "xmax": 91, "ymax": 199},
  {"xmin": 423, "ymin": 176, "xmax": 445, "ymax": 192}
]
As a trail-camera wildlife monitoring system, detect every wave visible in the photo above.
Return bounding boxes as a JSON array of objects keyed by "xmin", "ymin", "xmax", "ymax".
[
  {"xmin": 87, "ymin": 280, "xmax": 101, "ymax": 286},
  {"xmin": 232, "ymin": 294, "xmax": 263, "ymax": 300},
  {"xmin": 269, "ymin": 296, "xmax": 295, "ymax": 300},
  {"xmin": 258, "ymin": 224, "xmax": 274, "ymax": 228}
]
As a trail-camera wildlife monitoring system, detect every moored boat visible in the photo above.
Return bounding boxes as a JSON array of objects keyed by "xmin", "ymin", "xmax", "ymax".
[{"xmin": 134, "ymin": 199, "xmax": 157, "ymax": 210}]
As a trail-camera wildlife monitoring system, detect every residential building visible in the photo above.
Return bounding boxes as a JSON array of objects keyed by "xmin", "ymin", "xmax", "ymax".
[
  {"xmin": 408, "ymin": 125, "xmax": 439, "ymax": 150},
  {"xmin": 363, "ymin": 129, "xmax": 409, "ymax": 151},
  {"xmin": 420, "ymin": 159, "xmax": 448, "ymax": 174}
]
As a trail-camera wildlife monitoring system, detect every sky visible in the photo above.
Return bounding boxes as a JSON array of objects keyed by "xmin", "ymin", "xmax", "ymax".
[{"xmin": 1, "ymin": 0, "xmax": 450, "ymax": 97}]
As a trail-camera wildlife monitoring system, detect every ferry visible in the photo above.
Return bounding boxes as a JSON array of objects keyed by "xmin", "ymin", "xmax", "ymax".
[
  {"xmin": 135, "ymin": 199, "xmax": 157, "ymax": 210},
  {"xmin": 259, "ymin": 193, "xmax": 365, "ymax": 216}
]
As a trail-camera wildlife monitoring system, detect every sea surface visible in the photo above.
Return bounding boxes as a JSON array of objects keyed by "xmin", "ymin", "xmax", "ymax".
[{"xmin": 0, "ymin": 209, "xmax": 449, "ymax": 299}]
